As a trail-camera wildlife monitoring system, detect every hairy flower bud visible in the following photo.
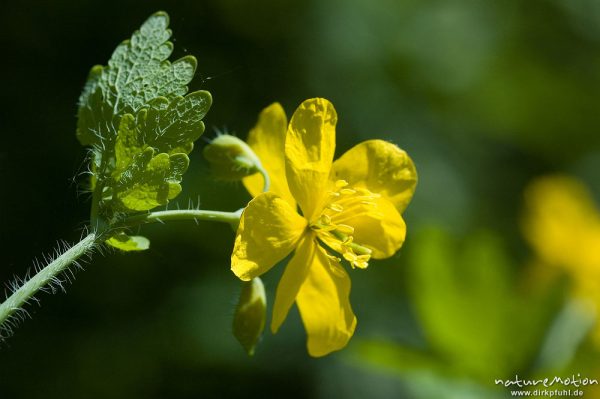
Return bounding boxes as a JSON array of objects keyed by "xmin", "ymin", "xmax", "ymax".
[
  {"xmin": 203, "ymin": 134, "xmax": 262, "ymax": 181},
  {"xmin": 232, "ymin": 277, "xmax": 267, "ymax": 356}
]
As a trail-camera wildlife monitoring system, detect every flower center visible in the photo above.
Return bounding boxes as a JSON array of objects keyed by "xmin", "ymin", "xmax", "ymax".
[{"xmin": 310, "ymin": 180, "xmax": 382, "ymax": 269}]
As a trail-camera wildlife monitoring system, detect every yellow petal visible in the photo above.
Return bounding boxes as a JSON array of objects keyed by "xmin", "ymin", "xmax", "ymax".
[
  {"xmin": 332, "ymin": 139, "xmax": 417, "ymax": 213},
  {"xmin": 243, "ymin": 103, "xmax": 296, "ymax": 208},
  {"xmin": 285, "ymin": 98, "xmax": 337, "ymax": 220},
  {"xmin": 522, "ymin": 175, "xmax": 600, "ymax": 270},
  {"xmin": 331, "ymin": 196, "xmax": 407, "ymax": 259},
  {"xmin": 232, "ymin": 192, "xmax": 307, "ymax": 281},
  {"xmin": 271, "ymin": 234, "xmax": 316, "ymax": 333},
  {"xmin": 296, "ymin": 245, "xmax": 357, "ymax": 357}
]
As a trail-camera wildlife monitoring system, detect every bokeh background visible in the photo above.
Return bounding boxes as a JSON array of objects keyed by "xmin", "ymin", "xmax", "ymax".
[{"xmin": 1, "ymin": 0, "xmax": 600, "ymax": 398}]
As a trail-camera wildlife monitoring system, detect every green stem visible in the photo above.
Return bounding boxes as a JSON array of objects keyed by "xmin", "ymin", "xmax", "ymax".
[
  {"xmin": 90, "ymin": 185, "xmax": 101, "ymax": 228},
  {"xmin": 0, "ymin": 233, "xmax": 97, "ymax": 329},
  {"xmin": 120, "ymin": 209, "xmax": 242, "ymax": 230},
  {"xmin": 257, "ymin": 163, "xmax": 271, "ymax": 192}
]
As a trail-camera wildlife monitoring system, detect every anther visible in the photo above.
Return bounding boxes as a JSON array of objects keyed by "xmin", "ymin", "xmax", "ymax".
[
  {"xmin": 360, "ymin": 201, "xmax": 378, "ymax": 207},
  {"xmin": 336, "ymin": 224, "xmax": 355, "ymax": 235},
  {"xmin": 327, "ymin": 203, "xmax": 344, "ymax": 212}
]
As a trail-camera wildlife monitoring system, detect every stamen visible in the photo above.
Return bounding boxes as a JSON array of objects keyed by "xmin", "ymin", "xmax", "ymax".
[
  {"xmin": 313, "ymin": 181, "xmax": 381, "ymax": 269},
  {"xmin": 327, "ymin": 203, "xmax": 344, "ymax": 212},
  {"xmin": 335, "ymin": 224, "xmax": 354, "ymax": 235},
  {"xmin": 356, "ymin": 188, "xmax": 381, "ymax": 198}
]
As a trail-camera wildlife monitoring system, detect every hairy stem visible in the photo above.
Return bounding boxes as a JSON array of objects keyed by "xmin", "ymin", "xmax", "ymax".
[
  {"xmin": 0, "ymin": 233, "xmax": 97, "ymax": 329},
  {"xmin": 120, "ymin": 209, "xmax": 242, "ymax": 230}
]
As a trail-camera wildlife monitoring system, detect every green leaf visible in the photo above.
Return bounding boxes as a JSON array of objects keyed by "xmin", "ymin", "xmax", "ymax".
[
  {"xmin": 77, "ymin": 11, "xmax": 197, "ymax": 147},
  {"xmin": 407, "ymin": 227, "xmax": 561, "ymax": 381},
  {"xmin": 114, "ymin": 147, "xmax": 189, "ymax": 211},
  {"xmin": 106, "ymin": 232, "xmax": 150, "ymax": 251},
  {"xmin": 349, "ymin": 339, "xmax": 444, "ymax": 374},
  {"xmin": 76, "ymin": 11, "xmax": 212, "ymax": 222}
]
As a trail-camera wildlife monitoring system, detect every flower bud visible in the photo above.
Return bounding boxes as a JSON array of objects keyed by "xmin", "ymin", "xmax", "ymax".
[
  {"xmin": 233, "ymin": 277, "xmax": 267, "ymax": 356},
  {"xmin": 203, "ymin": 134, "xmax": 262, "ymax": 181}
]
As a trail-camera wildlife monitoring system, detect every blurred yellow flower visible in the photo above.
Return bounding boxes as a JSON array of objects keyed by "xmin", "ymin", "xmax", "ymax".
[
  {"xmin": 231, "ymin": 98, "xmax": 417, "ymax": 356},
  {"xmin": 523, "ymin": 175, "xmax": 600, "ymax": 342}
]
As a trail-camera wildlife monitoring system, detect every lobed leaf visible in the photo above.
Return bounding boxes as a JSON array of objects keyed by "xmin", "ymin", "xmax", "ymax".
[{"xmin": 76, "ymin": 11, "xmax": 212, "ymax": 221}]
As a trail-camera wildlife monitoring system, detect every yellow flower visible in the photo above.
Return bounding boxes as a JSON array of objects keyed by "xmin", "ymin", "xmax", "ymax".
[
  {"xmin": 232, "ymin": 98, "xmax": 417, "ymax": 356},
  {"xmin": 523, "ymin": 175, "xmax": 600, "ymax": 342}
]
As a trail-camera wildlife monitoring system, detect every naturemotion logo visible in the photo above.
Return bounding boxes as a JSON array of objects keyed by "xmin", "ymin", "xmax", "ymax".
[{"xmin": 494, "ymin": 374, "xmax": 598, "ymax": 389}]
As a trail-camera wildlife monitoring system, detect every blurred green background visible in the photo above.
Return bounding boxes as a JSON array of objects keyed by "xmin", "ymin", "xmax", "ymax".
[{"xmin": 1, "ymin": 0, "xmax": 600, "ymax": 398}]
